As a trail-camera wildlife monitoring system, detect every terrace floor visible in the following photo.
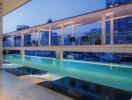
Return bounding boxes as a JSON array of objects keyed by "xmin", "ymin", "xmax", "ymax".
[{"xmin": 0, "ymin": 64, "xmax": 73, "ymax": 100}]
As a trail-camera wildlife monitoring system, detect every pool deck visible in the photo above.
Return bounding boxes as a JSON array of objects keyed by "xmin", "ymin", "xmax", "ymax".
[{"xmin": 0, "ymin": 64, "xmax": 74, "ymax": 100}]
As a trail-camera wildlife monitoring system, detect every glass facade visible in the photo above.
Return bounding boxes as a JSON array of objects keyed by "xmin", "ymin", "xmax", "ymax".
[
  {"xmin": 114, "ymin": 17, "xmax": 132, "ymax": 44},
  {"xmin": 40, "ymin": 31, "xmax": 49, "ymax": 46},
  {"xmin": 51, "ymin": 29, "xmax": 61, "ymax": 46},
  {"xmin": 64, "ymin": 27, "xmax": 73, "ymax": 45},
  {"xmin": 106, "ymin": 0, "xmax": 132, "ymax": 8},
  {"xmin": 76, "ymin": 23, "xmax": 101, "ymax": 45},
  {"xmin": 105, "ymin": 16, "xmax": 132, "ymax": 44},
  {"xmin": 24, "ymin": 33, "xmax": 32, "ymax": 46},
  {"xmin": 106, "ymin": 21, "xmax": 110, "ymax": 44},
  {"xmin": 14, "ymin": 35, "xmax": 21, "ymax": 47},
  {"xmin": 3, "ymin": 36, "xmax": 13, "ymax": 47}
]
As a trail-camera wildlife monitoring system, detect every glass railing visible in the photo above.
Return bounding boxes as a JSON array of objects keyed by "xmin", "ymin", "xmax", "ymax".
[
  {"xmin": 64, "ymin": 34, "xmax": 101, "ymax": 45},
  {"xmin": 23, "ymin": 38, "xmax": 62, "ymax": 46},
  {"xmin": 114, "ymin": 32, "xmax": 132, "ymax": 44},
  {"xmin": 24, "ymin": 40, "xmax": 39, "ymax": 46},
  {"xmin": 14, "ymin": 40, "xmax": 21, "ymax": 47},
  {"xmin": 40, "ymin": 39, "xmax": 49, "ymax": 46},
  {"xmin": 3, "ymin": 32, "xmax": 132, "ymax": 47},
  {"xmin": 76, "ymin": 35, "xmax": 101, "ymax": 45},
  {"xmin": 3, "ymin": 41, "xmax": 13, "ymax": 47},
  {"xmin": 51, "ymin": 38, "xmax": 62, "ymax": 46}
]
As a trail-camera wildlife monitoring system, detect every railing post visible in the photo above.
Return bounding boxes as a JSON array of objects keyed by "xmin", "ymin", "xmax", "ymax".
[
  {"xmin": 21, "ymin": 50, "xmax": 25, "ymax": 58},
  {"xmin": 49, "ymin": 26, "xmax": 51, "ymax": 46},
  {"xmin": 56, "ymin": 50, "xmax": 63, "ymax": 60},
  {"xmin": 101, "ymin": 15, "xmax": 106, "ymax": 45},
  {"xmin": 38, "ymin": 28, "xmax": 41, "ymax": 46},
  {"xmin": 32, "ymin": 29, "xmax": 35, "ymax": 46},
  {"xmin": 21, "ymin": 32, "xmax": 24, "ymax": 47},
  {"xmin": 12, "ymin": 34, "xmax": 14, "ymax": 47},
  {"xmin": 72, "ymin": 25, "xmax": 76, "ymax": 46},
  {"xmin": 61, "ymin": 25, "xmax": 64, "ymax": 45}
]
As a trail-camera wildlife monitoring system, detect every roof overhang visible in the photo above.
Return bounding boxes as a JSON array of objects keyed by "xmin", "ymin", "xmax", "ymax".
[{"xmin": 1, "ymin": 0, "xmax": 31, "ymax": 16}]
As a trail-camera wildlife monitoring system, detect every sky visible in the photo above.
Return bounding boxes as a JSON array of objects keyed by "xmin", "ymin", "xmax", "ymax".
[{"xmin": 3, "ymin": 0, "xmax": 106, "ymax": 33}]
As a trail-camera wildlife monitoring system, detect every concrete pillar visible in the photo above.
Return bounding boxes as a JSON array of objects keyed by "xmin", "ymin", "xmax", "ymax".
[
  {"xmin": 61, "ymin": 25, "xmax": 64, "ymax": 45},
  {"xmin": 0, "ymin": 3, "xmax": 2, "ymax": 67},
  {"xmin": 72, "ymin": 25, "xmax": 75, "ymax": 46},
  {"xmin": 21, "ymin": 50, "xmax": 25, "ymax": 61},
  {"xmin": 101, "ymin": 15, "xmax": 106, "ymax": 45},
  {"xmin": 21, "ymin": 50, "xmax": 25, "ymax": 57},
  {"xmin": 110, "ymin": 15, "xmax": 114, "ymax": 45},
  {"xmin": 38, "ymin": 29, "xmax": 41, "ymax": 46},
  {"xmin": 49, "ymin": 26, "xmax": 51, "ymax": 46},
  {"xmin": 12, "ymin": 35, "xmax": 14, "ymax": 47},
  {"xmin": 56, "ymin": 50, "xmax": 63, "ymax": 60},
  {"xmin": 21, "ymin": 32, "xmax": 24, "ymax": 47},
  {"xmin": 32, "ymin": 29, "xmax": 35, "ymax": 46}
]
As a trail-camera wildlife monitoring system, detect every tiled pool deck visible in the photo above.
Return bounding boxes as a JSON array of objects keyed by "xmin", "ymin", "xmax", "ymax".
[{"xmin": 0, "ymin": 64, "xmax": 73, "ymax": 100}]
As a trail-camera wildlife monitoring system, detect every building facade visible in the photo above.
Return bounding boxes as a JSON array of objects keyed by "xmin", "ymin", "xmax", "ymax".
[{"xmin": 106, "ymin": 0, "xmax": 132, "ymax": 8}]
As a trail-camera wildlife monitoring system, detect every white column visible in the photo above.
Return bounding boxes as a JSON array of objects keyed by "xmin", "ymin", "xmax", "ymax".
[
  {"xmin": 61, "ymin": 25, "xmax": 64, "ymax": 45},
  {"xmin": 21, "ymin": 32, "xmax": 24, "ymax": 47},
  {"xmin": 38, "ymin": 29, "xmax": 41, "ymax": 46},
  {"xmin": 49, "ymin": 26, "xmax": 51, "ymax": 46},
  {"xmin": 0, "ymin": 3, "xmax": 2, "ymax": 67},
  {"xmin": 101, "ymin": 15, "xmax": 106, "ymax": 45},
  {"xmin": 110, "ymin": 15, "xmax": 114, "ymax": 45},
  {"xmin": 72, "ymin": 25, "xmax": 75, "ymax": 45},
  {"xmin": 12, "ymin": 35, "xmax": 14, "ymax": 47},
  {"xmin": 21, "ymin": 50, "xmax": 25, "ymax": 57},
  {"xmin": 32, "ymin": 29, "xmax": 35, "ymax": 46},
  {"xmin": 56, "ymin": 50, "xmax": 63, "ymax": 60}
]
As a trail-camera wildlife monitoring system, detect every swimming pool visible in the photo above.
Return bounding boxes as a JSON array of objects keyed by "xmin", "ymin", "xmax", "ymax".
[{"xmin": 3, "ymin": 54, "xmax": 132, "ymax": 92}]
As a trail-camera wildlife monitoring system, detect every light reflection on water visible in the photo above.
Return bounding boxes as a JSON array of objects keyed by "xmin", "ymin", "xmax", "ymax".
[{"xmin": 3, "ymin": 54, "xmax": 132, "ymax": 93}]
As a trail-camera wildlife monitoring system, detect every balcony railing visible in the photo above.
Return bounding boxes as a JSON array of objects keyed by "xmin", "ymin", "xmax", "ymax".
[
  {"xmin": 114, "ymin": 31, "xmax": 132, "ymax": 44},
  {"xmin": 3, "ymin": 32, "xmax": 132, "ymax": 47}
]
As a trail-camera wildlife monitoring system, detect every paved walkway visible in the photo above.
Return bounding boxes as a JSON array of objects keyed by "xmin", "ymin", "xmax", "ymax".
[{"xmin": 0, "ymin": 64, "xmax": 74, "ymax": 100}]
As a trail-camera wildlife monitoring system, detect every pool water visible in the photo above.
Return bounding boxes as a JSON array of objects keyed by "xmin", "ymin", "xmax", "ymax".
[
  {"xmin": 2, "ymin": 66, "xmax": 47, "ymax": 76},
  {"xmin": 3, "ymin": 54, "xmax": 132, "ymax": 92},
  {"xmin": 38, "ymin": 77, "xmax": 132, "ymax": 100}
]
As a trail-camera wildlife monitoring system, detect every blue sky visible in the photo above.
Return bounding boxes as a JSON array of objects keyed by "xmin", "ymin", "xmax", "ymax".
[{"xmin": 3, "ymin": 0, "xmax": 105, "ymax": 33}]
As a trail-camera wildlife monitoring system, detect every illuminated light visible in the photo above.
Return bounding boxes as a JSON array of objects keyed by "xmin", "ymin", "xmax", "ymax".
[
  {"xmin": 75, "ymin": 23, "xmax": 82, "ymax": 26},
  {"xmin": 39, "ymin": 28, "xmax": 49, "ymax": 31},
  {"xmin": 106, "ymin": 12, "xmax": 114, "ymax": 16},
  {"xmin": 61, "ymin": 23, "xmax": 81, "ymax": 29},
  {"xmin": 24, "ymin": 30, "xmax": 30, "ymax": 33},
  {"xmin": 13, "ymin": 33, "xmax": 20, "ymax": 36},
  {"xmin": 57, "ymin": 24, "xmax": 63, "ymax": 27},
  {"xmin": 64, "ymin": 21, "xmax": 74, "ymax": 25}
]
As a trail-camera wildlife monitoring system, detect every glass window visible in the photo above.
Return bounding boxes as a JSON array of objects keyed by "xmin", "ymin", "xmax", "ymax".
[{"xmin": 51, "ymin": 29, "xmax": 61, "ymax": 46}]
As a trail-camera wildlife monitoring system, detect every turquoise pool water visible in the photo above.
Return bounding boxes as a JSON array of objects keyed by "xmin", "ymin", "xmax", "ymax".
[{"xmin": 3, "ymin": 54, "xmax": 132, "ymax": 92}]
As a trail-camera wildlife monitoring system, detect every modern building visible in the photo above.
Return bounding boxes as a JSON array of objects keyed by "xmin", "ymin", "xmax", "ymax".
[
  {"xmin": 106, "ymin": 0, "xmax": 132, "ymax": 8},
  {"xmin": 17, "ymin": 25, "xmax": 30, "ymax": 31},
  {"xmin": 1, "ymin": 1, "xmax": 132, "ymax": 99},
  {"xmin": 3, "ymin": 3, "xmax": 132, "ymax": 61}
]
